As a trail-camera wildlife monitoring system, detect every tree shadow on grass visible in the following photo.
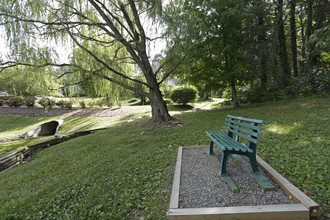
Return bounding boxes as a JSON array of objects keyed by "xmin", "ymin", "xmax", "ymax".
[{"xmin": 168, "ymin": 104, "xmax": 194, "ymax": 112}]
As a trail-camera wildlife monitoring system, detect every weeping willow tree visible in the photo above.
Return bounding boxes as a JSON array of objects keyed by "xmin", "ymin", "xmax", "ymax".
[
  {"xmin": 0, "ymin": 65, "xmax": 60, "ymax": 96},
  {"xmin": 0, "ymin": 0, "xmax": 182, "ymax": 124},
  {"xmin": 69, "ymin": 36, "xmax": 135, "ymax": 103}
]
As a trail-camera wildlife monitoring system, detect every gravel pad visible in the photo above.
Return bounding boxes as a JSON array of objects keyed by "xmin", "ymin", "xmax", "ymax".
[{"xmin": 179, "ymin": 148, "xmax": 293, "ymax": 208}]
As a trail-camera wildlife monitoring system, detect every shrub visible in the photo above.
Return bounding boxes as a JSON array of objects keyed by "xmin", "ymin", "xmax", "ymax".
[
  {"xmin": 239, "ymin": 86, "xmax": 274, "ymax": 104},
  {"xmin": 56, "ymin": 100, "xmax": 65, "ymax": 108},
  {"xmin": 105, "ymin": 100, "xmax": 113, "ymax": 108},
  {"xmin": 87, "ymin": 100, "xmax": 96, "ymax": 108},
  {"xmin": 0, "ymin": 99, "xmax": 4, "ymax": 106},
  {"xmin": 39, "ymin": 98, "xmax": 55, "ymax": 108},
  {"xmin": 79, "ymin": 101, "xmax": 86, "ymax": 109},
  {"xmin": 6, "ymin": 96, "xmax": 25, "ymax": 107},
  {"xmin": 221, "ymin": 87, "xmax": 233, "ymax": 100},
  {"xmin": 170, "ymin": 87, "xmax": 197, "ymax": 105},
  {"xmin": 116, "ymin": 100, "xmax": 122, "ymax": 108},
  {"xmin": 64, "ymin": 101, "xmax": 72, "ymax": 109},
  {"xmin": 96, "ymin": 99, "xmax": 104, "ymax": 108},
  {"xmin": 25, "ymin": 97, "xmax": 36, "ymax": 107}
]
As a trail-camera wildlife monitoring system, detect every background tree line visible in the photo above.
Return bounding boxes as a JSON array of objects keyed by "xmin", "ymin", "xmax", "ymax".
[{"xmin": 163, "ymin": 0, "xmax": 329, "ymax": 106}]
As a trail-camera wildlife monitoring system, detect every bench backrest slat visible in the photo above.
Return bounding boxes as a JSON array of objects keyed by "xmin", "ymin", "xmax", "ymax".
[
  {"xmin": 225, "ymin": 115, "xmax": 264, "ymax": 146},
  {"xmin": 225, "ymin": 119, "xmax": 261, "ymax": 131},
  {"xmin": 224, "ymin": 122, "xmax": 260, "ymax": 138},
  {"xmin": 227, "ymin": 115, "xmax": 264, "ymax": 124},
  {"xmin": 225, "ymin": 126, "xmax": 259, "ymax": 144}
]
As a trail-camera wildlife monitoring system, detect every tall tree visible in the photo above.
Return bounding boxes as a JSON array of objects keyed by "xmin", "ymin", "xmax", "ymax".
[
  {"xmin": 290, "ymin": 0, "xmax": 298, "ymax": 77},
  {"xmin": 276, "ymin": 0, "xmax": 291, "ymax": 89},
  {"xmin": 0, "ymin": 0, "xmax": 180, "ymax": 124},
  {"xmin": 164, "ymin": 0, "xmax": 251, "ymax": 106}
]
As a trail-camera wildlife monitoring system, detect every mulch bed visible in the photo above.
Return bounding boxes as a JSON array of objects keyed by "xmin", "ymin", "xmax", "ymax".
[{"xmin": 0, "ymin": 106, "xmax": 135, "ymax": 118}]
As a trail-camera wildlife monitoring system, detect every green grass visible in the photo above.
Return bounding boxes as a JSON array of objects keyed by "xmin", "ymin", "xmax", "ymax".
[
  {"xmin": 0, "ymin": 96, "xmax": 329, "ymax": 219},
  {"xmin": 0, "ymin": 105, "xmax": 152, "ymax": 157}
]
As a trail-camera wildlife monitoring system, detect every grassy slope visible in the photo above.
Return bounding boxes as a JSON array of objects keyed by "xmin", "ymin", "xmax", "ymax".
[
  {"xmin": 0, "ymin": 97, "xmax": 329, "ymax": 219},
  {"xmin": 0, "ymin": 109, "xmax": 150, "ymax": 157}
]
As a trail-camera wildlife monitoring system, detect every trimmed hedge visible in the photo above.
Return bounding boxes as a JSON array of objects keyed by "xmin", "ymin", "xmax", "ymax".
[{"xmin": 170, "ymin": 87, "xmax": 197, "ymax": 105}]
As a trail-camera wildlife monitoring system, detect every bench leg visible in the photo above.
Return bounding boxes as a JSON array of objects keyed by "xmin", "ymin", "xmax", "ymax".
[
  {"xmin": 220, "ymin": 151, "xmax": 229, "ymax": 176},
  {"xmin": 248, "ymin": 154, "xmax": 259, "ymax": 174},
  {"xmin": 209, "ymin": 141, "xmax": 214, "ymax": 155}
]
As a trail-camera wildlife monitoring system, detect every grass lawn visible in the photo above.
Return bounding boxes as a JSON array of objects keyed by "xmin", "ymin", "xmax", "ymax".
[{"xmin": 0, "ymin": 96, "xmax": 329, "ymax": 219}]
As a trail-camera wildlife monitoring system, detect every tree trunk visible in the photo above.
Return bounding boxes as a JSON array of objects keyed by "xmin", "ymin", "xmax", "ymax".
[
  {"xmin": 149, "ymin": 86, "xmax": 173, "ymax": 123},
  {"xmin": 306, "ymin": 0, "xmax": 314, "ymax": 40},
  {"xmin": 231, "ymin": 81, "xmax": 239, "ymax": 107},
  {"xmin": 255, "ymin": 0, "xmax": 268, "ymax": 87},
  {"xmin": 290, "ymin": 0, "xmax": 298, "ymax": 77},
  {"xmin": 305, "ymin": 0, "xmax": 315, "ymax": 83},
  {"xmin": 143, "ymin": 66, "xmax": 173, "ymax": 123},
  {"xmin": 277, "ymin": 0, "xmax": 291, "ymax": 89},
  {"xmin": 299, "ymin": 7, "xmax": 306, "ymax": 74}
]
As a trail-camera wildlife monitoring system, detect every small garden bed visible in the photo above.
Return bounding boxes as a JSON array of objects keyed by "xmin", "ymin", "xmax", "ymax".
[{"xmin": 168, "ymin": 146, "xmax": 320, "ymax": 219}]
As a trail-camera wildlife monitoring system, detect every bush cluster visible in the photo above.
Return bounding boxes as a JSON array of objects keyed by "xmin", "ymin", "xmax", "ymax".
[
  {"xmin": 56, "ymin": 100, "xmax": 73, "ymax": 109},
  {"xmin": 79, "ymin": 101, "xmax": 86, "ymax": 109},
  {"xmin": 7, "ymin": 97, "xmax": 25, "ymax": 107},
  {"xmin": 25, "ymin": 97, "xmax": 37, "ymax": 107},
  {"xmin": 170, "ymin": 87, "xmax": 197, "ymax": 105},
  {"xmin": 38, "ymin": 98, "xmax": 56, "ymax": 108}
]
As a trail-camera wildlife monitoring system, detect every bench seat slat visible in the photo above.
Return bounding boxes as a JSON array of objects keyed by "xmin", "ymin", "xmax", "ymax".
[
  {"xmin": 206, "ymin": 131, "xmax": 229, "ymax": 151},
  {"xmin": 206, "ymin": 131, "xmax": 253, "ymax": 153},
  {"xmin": 224, "ymin": 122, "xmax": 260, "ymax": 138},
  {"xmin": 225, "ymin": 127, "xmax": 258, "ymax": 144},
  {"xmin": 210, "ymin": 131, "xmax": 239, "ymax": 151},
  {"xmin": 225, "ymin": 119, "xmax": 261, "ymax": 131},
  {"xmin": 216, "ymin": 132, "xmax": 253, "ymax": 153}
]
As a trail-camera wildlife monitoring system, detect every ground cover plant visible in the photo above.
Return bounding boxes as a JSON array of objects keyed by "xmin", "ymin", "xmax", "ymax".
[{"xmin": 0, "ymin": 96, "xmax": 329, "ymax": 218}]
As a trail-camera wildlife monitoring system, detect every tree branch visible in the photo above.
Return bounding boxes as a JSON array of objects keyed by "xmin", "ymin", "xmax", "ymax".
[
  {"xmin": 87, "ymin": 0, "xmax": 143, "ymax": 68},
  {"xmin": 158, "ymin": 53, "xmax": 187, "ymax": 85},
  {"xmin": 66, "ymin": 26, "xmax": 150, "ymax": 88}
]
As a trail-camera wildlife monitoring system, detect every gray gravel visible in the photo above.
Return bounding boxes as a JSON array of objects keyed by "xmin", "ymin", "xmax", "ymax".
[{"xmin": 179, "ymin": 148, "xmax": 293, "ymax": 208}]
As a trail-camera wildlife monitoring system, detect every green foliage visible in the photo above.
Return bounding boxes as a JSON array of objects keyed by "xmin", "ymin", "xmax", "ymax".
[
  {"xmin": 0, "ymin": 66, "xmax": 60, "ymax": 96},
  {"xmin": 38, "ymin": 98, "xmax": 55, "ymax": 108},
  {"xmin": 164, "ymin": 0, "xmax": 251, "ymax": 98},
  {"xmin": 79, "ymin": 101, "xmax": 86, "ymax": 109},
  {"xmin": 96, "ymin": 99, "xmax": 104, "ymax": 108},
  {"xmin": 222, "ymin": 87, "xmax": 234, "ymax": 100},
  {"xmin": 87, "ymin": 100, "xmax": 96, "ymax": 108},
  {"xmin": 56, "ymin": 100, "xmax": 65, "ymax": 109},
  {"xmin": 64, "ymin": 100, "xmax": 73, "ymax": 109},
  {"xmin": 170, "ymin": 87, "xmax": 197, "ymax": 105},
  {"xmin": 0, "ymin": 99, "xmax": 3, "ymax": 106},
  {"xmin": 25, "ymin": 96, "xmax": 36, "ymax": 107},
  {"xmin": 239, "ymin": 87, "xmax": 275, "ymax": 104},
  {"xmin": 5, "ymin": 96, "xmax": 25, "ymax": 107}
]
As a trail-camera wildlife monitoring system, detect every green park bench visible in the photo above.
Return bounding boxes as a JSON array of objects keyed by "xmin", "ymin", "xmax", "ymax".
[{"xmin": 206, "ymin": 115, "xmax": 264, "ymax": 177}]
